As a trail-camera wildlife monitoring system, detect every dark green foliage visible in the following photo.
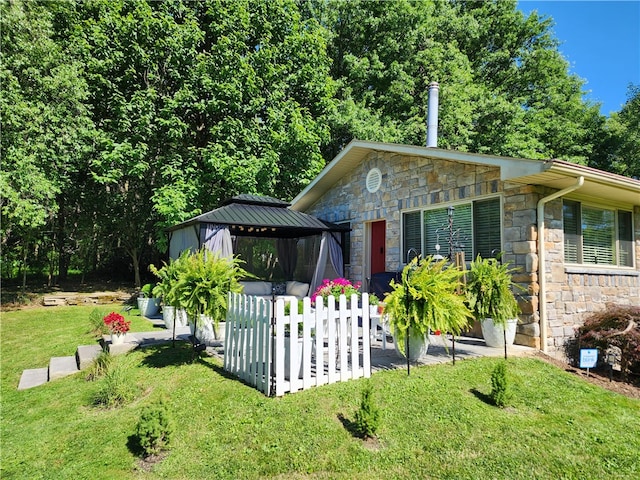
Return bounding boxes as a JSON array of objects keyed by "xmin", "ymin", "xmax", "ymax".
[
  {"xmin": 3, "ymin": 0, "xmax": 632, "ymax": 290},
  {"xmin": 304, "ymin": 0, "xmax": 603, "ymax": 163},
  {"xmin": 134, "ymin": 401, "xmax": 174, "ymax": 457},
  {"xmin": 354, "ymin": 381, "xmax": 380, "ymax": 438},
  {"xmin": 566, "ymin": 304, "xmax": 640, "ymax": 375},
  {"xmin": 490, "ymin": 361, "xmax": 510, "ymax": 408}
]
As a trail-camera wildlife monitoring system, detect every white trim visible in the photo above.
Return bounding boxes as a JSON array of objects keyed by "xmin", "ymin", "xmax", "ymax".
[
  {"xmin": 291, "ymin": 140, "xmax": 640, "ymax": 212},
  {"xmin": 538, "ymin": 176, "xmax": 585, "ymax": 354}
]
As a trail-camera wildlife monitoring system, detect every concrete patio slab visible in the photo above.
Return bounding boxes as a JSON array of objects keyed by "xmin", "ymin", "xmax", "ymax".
[{"xmin": 370, "ymin": 334, "xmax": 534, "ymax": 372}]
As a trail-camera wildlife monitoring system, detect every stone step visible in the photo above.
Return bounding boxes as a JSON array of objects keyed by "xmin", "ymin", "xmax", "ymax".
[
  {"xmin": 18, "ymin": 368, "xmax": 49, "ymax": 390},
  {"xmin": 49, "ymin": 356, "xmax": 79, "ymax": 381},
  {"xmin": 108, "ymin": 341, "xmax": 138, "ymax": 355},
  {"xmin": 76, "ymin": 345, "xmax": 103, "ymax": 370}
]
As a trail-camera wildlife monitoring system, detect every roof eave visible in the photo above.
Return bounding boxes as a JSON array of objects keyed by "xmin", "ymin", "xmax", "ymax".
[{"xmin": 291, "ymin": 140, "xmax": 640, "ymax": 211}]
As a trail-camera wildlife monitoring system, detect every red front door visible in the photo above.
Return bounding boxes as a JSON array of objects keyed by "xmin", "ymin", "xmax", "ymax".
[{"xmin": 370, "ymin": 220, "xmax": 386, "ymax": 274}]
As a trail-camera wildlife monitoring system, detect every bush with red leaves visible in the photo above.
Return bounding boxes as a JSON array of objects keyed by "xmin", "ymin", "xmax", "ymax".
[{"xmin": 565, "ymin": 304, "xmax": 640, "ymax": 375}]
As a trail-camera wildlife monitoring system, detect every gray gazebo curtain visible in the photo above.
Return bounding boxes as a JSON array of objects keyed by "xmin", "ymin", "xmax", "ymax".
[
  {"xmin": 201, "ymin": 224, "xmax": 233, "ymax": 259},
  {"xmin": 276, "ymin": 238, "xmax": 298, "ymax": 280},
  {"xmin": 309, "ymin": 232, "xmax": 344, "ymax": 296},
  {"xmin": 328, "ymin": 233, "xmax": 344, "ymax": 277}
]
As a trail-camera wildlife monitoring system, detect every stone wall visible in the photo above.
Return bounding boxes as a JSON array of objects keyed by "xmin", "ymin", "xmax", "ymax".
[
  {"xmin": 542, "ymin": 200, "xmax": 640, "ymax": 352},
  {"xmin": 305, "ymin": 151, "xmax": 541, "ymax": 347},
  {"xmin": 304, "ymin": 151, "xmax": 640, "ymax": 350}
]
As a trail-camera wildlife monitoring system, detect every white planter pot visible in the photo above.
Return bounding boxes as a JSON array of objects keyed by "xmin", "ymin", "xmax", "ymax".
[
  {"xmin": 190, "ymin": 315, "xmax": 223, "ymax": 346},
  {"xmin": 481, "ymin": 318, "xmax": 518, "ymax": 348},
  {"xmin": 176, "ymin": 308, "xmax": 188, "ymax": 327},
  {"xmin": 393, "ymin": 331, "xmax": 429, "ymax": 361},
  {"xmin": 162, "ymin": 307, "xmax": 189, "ymax": 329},
  {"xmin": 111, "ymin": 333, "xmax": 126, "ymax": 345},
  {"xmin": 137, "ymin": 297, "xmax": 160, "ymax": 317},
  {"xmin": 163, "ymin": 306, "xmax": 176, "ymax": 329}
]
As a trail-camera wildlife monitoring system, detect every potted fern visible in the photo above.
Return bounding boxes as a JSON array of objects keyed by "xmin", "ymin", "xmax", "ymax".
[
  {"xmin": 384, "ymin": 256, "xmax": 472, "ymax": 361},
  {"xmin": 171, "ymin": 248, "xmax": 248, "ymax": 345},
  {"xmin": 150, "ymin": 255, "xmax": 188, "ymax": 330},
  {"xmin": 466, "ymin": 255, "xmax": 521, "ymax": 348},
  {"xmin": 137, "ymin": 282, "xmax": 160, "ymax": 318}
]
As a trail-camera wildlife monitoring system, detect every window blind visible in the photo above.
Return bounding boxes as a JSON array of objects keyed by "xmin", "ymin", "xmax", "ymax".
[
  {"xmin": 403, "ymin": 211, "xmax": 422, "ymax": 257},
  {"xmin": 582, "ymin": 207, "xmax": 614, "ymax": 265},
  {"xmin": 473, "ymin": 198, "xmax": 501, "ymax": 259},
  {"xmin": 618, "ymin": 211, "xmax": 633, "ymax": 267},
  {"xmin": 563, "ymin": 201, "xmax": 580, "ymax": 263}
]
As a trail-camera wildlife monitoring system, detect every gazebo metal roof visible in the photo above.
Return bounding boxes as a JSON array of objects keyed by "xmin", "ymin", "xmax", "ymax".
[{"xmin": 167, "ymin": 194, "xmax": 348, "ymax": 239}]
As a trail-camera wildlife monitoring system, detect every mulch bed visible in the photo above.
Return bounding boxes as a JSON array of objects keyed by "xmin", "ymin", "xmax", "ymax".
[{"xmin": 532, "ymin": 351, "xmax": 640, "ymax": 400}]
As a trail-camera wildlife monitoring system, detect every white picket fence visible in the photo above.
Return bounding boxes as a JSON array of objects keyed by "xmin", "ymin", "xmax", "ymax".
[{"xmin": 224, "ymin": 292, "xmax": 371, "ymax": 396}]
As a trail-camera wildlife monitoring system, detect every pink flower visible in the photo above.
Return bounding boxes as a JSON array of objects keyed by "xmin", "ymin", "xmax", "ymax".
[{"xmin": 311, "ymin": 278, "xmax": 361, "ymax": 305}]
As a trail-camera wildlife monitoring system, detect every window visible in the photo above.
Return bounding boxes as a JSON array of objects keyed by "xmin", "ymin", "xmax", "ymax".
[
  {"xmin": 563, "ymin": 200, "xmax": 634, "ymax": 267},
  {"xmin": 402, "ymin": 198, "xmax": 501, "ymax": 262}
]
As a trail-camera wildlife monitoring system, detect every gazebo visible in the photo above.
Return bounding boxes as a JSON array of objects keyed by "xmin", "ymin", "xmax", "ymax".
[{"xmin": 166, "ymin": 194, "xmax": 349, "ymax": 295}]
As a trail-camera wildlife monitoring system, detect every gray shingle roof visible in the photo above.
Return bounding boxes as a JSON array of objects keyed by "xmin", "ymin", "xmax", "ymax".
[{"xmin": 167, "ymin": 195, "xmax": 347, "ymax": 238}]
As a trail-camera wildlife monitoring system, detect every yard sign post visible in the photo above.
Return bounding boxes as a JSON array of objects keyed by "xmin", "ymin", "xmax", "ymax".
[{"xmin": 579, "ymin": 349, "xmax": 598, "ymax": 377}]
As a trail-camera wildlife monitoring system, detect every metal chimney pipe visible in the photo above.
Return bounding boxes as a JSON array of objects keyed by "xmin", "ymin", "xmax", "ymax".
[{"xmin": 426, "ymin": 82, "xmax": 439, "ymax": 148}]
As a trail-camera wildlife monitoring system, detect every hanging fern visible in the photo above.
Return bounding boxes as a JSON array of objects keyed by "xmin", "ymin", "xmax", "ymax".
[{"xmin": 384, "ymin": 256, "xmax": 473, "ymax": 355}]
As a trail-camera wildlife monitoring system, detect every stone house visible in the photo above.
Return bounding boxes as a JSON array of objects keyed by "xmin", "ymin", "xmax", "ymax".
[{"xmin": 290, "ymin": 139, "xmax": 640, "ymax": 353}]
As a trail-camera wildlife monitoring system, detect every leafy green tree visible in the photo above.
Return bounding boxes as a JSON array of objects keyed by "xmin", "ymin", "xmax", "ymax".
[
  {"xmin": 65, "ymin": 0, "xmax": 335, "ymax": 284},
  {"xmin": 1, "ymin": 0, "xmax": 95, "ymax": 285},
  {"xmin": 305, "ymin": 0, "xmax": 604, "ymax": 163},
  {"xmin": 591, "ymin": 85, "xmax": 640, "ymax": 178}
]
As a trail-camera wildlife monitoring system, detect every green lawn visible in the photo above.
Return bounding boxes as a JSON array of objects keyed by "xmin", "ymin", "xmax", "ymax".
[{"xmin": 1, "ymin": 306, "xmax": 639, "ymax": 479}]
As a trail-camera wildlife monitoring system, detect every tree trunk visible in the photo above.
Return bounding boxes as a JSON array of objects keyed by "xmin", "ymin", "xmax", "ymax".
[
  {"xmin": 130, "ymin": 248, "xmax": 142, "ymax": 288},
  {"xmin": 21, "ymin": 241, "xmax": 28, "ymax": 289},
  {"xmin": 56, "ymin": 200, "xmax": 69, "ymax": 282}
]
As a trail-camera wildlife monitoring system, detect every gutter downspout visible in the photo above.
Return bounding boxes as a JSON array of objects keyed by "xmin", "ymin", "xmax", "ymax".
[{"xmin": 537, "ymin": 176, "xmax": 584, "ymax": 353}]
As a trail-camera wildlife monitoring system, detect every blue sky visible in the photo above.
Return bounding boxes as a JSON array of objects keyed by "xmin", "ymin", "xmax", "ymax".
[{"xmin": 517, "ymin": 0, "xmax": 640, "ymax": 116}]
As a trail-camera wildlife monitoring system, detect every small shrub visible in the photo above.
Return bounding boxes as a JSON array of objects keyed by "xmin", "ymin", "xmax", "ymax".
[
  {"xmin": 93, "ymin": 360, "xmax": 136, "ymax": 408},
  {"xmin": 86, "ymin": 350, "xmax": 112, "ymax": 381},
  {"xmin": 490, "ymin": 361, "xmax": 510, "ymax": 408},
  {"xmin": 88, "ymin": 308, "xmax": 109, "ymax": 338},
  {"xmin": 565, "ymin": 304, "xmax": 640, "ymax": 375},
  {"xmin": 354, "ymin": 381, "xmax": 380, "ymax": 438},
  {"xmin": 134, "ymin": 401, "xmax": 173, "ymax": 457}
]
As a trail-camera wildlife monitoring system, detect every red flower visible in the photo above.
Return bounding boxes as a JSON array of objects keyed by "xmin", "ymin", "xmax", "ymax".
[{"xmin": 103, "ymin": 312, "xmax": 131, "ymax": 335}]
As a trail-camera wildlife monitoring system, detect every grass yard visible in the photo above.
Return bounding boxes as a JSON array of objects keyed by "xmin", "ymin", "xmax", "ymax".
[{"xmin": 1, "ymin": 306, "xmax": 639, "ymax": 479}]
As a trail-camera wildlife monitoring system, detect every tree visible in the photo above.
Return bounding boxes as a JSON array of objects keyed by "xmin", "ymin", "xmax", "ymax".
[
  {"xmin": 0, "ymin": 0, "xmax": 95, "ymax": 286},
  {"xmin": 304, "ymin": 0, "xmax": 605, "ymax": 163},
  {"xmin": 56, "ymin": 0, "xmax": 336, "ymax": 286},
  {"xmin": 591, "ymin": 85, "xmax": 640, "ymax": 178}
]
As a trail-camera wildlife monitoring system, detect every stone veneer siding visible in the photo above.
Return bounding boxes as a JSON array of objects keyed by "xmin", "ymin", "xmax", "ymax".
[
  {"xmin": 304, "ymin": 151, "xmax": 640, "ymax": 351},
  {"xmin": 305, "ymin": 151, "xmax": 540, "ymax": 347},
  {"xmin": 541, "ymin": 198, "xmax": 640, "ymax": 352}
]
